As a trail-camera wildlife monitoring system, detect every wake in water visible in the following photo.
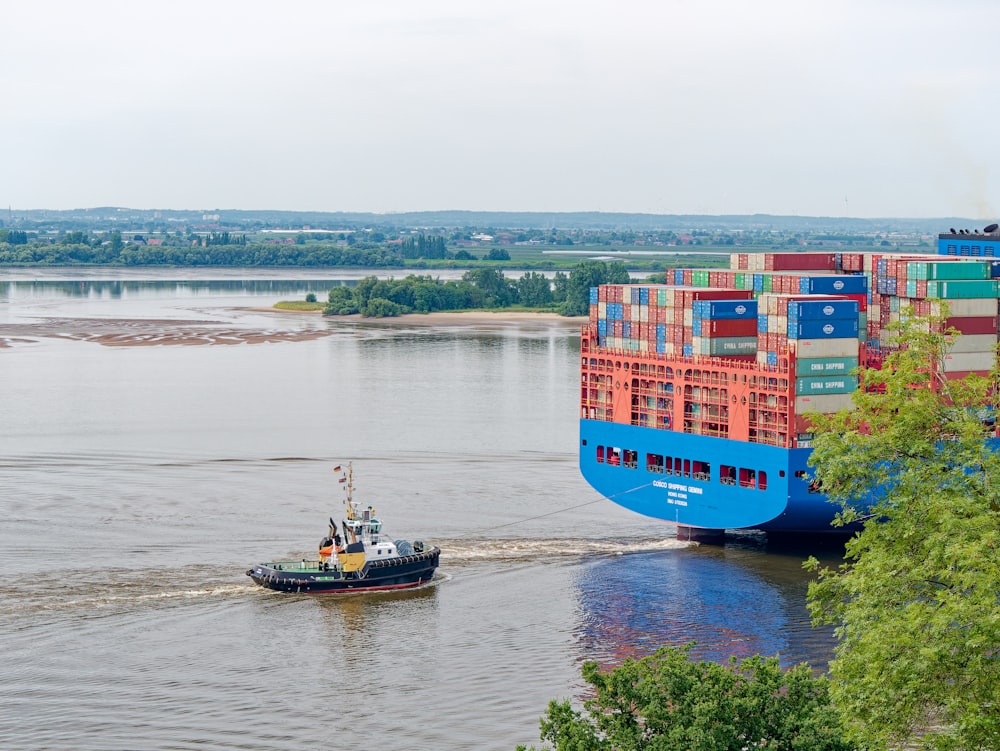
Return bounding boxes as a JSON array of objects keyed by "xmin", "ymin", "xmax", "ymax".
[
  {"xmin": 1, "ymin": 537, "xmax": 690, "ymax": 618},
  {"xmin": 429, "ymin": 536, "xmax": 690, "ymax": 564}
]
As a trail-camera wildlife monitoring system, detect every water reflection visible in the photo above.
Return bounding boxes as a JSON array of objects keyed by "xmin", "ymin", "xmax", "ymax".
[
  {"xmin": 574, "ymin": 544, "xmax": 836, "ymax": 669},
  {"xmin": 0, "ymin": 279, "xmax": 353, "ymax": 300}
]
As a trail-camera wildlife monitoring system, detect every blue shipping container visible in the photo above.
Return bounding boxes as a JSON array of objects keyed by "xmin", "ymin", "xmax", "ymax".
[
  {"xmin": 799, "ymin": 275, "xmax": 868, "ymax": 295},
  {"xmin": 699, "ymin": 299, "xmax": 758, "ymax": 319},
  {"xmin": 788, "ymin": 299, "xmax": 860, "ymax": 321},
  {"xmin": 789, "ymin": 318, "xmax": 860, "ymax": 340}
]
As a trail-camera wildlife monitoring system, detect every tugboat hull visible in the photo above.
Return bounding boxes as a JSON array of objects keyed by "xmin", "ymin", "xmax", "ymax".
[{"xmin": 247, "ymin": 547, "xmax": 440, "ymax": 594}]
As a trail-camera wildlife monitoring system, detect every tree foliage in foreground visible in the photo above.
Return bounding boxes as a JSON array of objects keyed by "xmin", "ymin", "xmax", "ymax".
[
  {"xmin": 806, "ymin": 309, "xmax": 1000, "ymax": 751},
  {"xmin": 518, "ymin": 645, "xmax": 851, "ymax": 751}
]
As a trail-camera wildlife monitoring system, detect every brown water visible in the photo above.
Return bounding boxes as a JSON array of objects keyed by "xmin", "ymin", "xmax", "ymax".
[{"xmin": 0, "ymin": 273, "xmax": 837, "ymax": 750}]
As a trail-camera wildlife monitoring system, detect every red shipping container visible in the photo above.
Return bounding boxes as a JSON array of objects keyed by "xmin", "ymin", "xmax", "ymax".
[
  {"xmin": 839, "ymin": 253, "xmax": 857, "ymax": 272},
  {"xmin": 703, "ymin": 319, "xmax": 758, "ymax": 337},
  {"xmin": 769, "ymin": 252, "xmax": 837, "ymax": 271},
  {"xmin": 837, "ymin": 292, "xmax": 867, "ymax": 312},
  {"xmin": 689, "ymin": 288, "xmax": 754, "ymax": 301},
  {"xmin": 944, "ymin": 370, "xmax": 992, "ymax": 381},
  {"xmin": 944, "ymin": 316, "xmax": 999, "ymax": 335}
]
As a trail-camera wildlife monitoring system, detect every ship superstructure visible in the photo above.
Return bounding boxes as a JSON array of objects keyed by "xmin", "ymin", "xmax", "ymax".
[{"xmin": 579, "ymin": 228, "xmax": 1000, "ymax": 534}]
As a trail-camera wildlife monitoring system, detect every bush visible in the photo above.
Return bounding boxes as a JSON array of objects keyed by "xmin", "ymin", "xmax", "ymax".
[{"xmin": 519, "ymin": 645, "xmax": 851, "ymax": 751}]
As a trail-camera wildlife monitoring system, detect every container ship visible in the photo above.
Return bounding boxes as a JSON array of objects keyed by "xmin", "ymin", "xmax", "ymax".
[{"xmin": 579, "ymin": 227, "xmax": 1000, "ymax": 535}]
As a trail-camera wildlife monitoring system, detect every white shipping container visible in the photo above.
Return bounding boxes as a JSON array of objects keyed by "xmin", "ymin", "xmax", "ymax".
[
  {"xmin": 795, "ymin": 392, "xmax": 856, "ymax": 414},
  {"xmin": 930, "ymin": 298, "xmax": 999, "ymax": 317},
  {"xmin": 788, "ymin": 338, "xmax": 862, "ymax": 358},
  {"xmin": 946, "ymin": 334, "xmax": 998, "ymax": 353},
  {"xmin": 942, "ymin": 351, "xmax": 997, "ymax": 372}
]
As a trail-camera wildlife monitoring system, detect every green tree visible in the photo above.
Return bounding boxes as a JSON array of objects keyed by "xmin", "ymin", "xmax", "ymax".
[
  {"xmin": 560, "ymin": 260, "xmax": 630, "ymax": 316},
  {"xmin": 462, "ymin": 267, "xmax": 515, "ymax": 307},
  {"xmin": 551, "ymin": 270, "xmax": 568, "ymax": 303},
  {"xmin": 516, "ymin": 271, "xmax": 554, "ymax": 307},
  {"xmin": 519, "ymin": 645, "xmax": 850, "ymax": 751},
  {"xmin": 324, "ymin": 286, "xmax": 358, "ymax": 315},
  {"xmin": 805, "ymin": 309, "xmax": 1000, "ymax": 751},
  {"xmin": 361, "ymin": 296, "xmax": 404, "ymax": 317}
]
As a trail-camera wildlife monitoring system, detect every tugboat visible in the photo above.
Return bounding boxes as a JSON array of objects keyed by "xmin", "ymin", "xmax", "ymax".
[{"xmin": 247, "ymin": 464, "xmax": 440, "ymax": 593}]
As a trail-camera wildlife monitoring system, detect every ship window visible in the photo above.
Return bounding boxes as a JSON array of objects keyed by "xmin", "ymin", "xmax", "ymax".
[
  {"xmin": 673, "ymin": 457, "xmax": 683, "ymax": 476},
  {"xmin": 609, "ymin": 447, "xmax": 621, "ymax": 466},
  {"xmin": 739, "ymin": 467, "xmax": 756, "ymax": 489},
  {"xmin": 682, "ymin": 459, "xmax": 691, "ymax": 478},
  {"xmin": 596, "ymin": 445, "xmax": 605, "ymax": 463},
  {"xmin": 778, "ymin": 470, "xmax": 784, "ymax": 477},
  {"xmin": 646, "ymin": 453, "xmax": 665, "ymax": 473},
  {"xmin": 623, "ymin": 449, "xmax": 638, "ymax": 469},
  {"xmin": 758, "ymin": 471, "xmax": 768, "ymax": 490},
  {"xmin": 721, "ymin": 464, "xmax": 736, "ymax": 485},
  {"xmin": 692, "ymin": 460, "xmax": 710, "ymax": 481}
]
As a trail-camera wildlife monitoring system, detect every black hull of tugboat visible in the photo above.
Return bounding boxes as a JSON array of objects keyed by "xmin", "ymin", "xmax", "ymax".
[{"xmin": 247, "ymin": 548, "xmax": 440, "ymax": 594}]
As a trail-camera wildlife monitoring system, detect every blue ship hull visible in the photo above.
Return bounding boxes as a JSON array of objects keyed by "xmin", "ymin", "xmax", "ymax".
[{"xmin": 580, "ymin": 420, "xmax": 842, "ymax": 533}]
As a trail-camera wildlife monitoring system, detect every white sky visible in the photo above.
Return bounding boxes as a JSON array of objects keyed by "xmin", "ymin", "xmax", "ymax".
[{"xmin": 3, "ymin": 0, "xmax": 998, "ymax": 219}]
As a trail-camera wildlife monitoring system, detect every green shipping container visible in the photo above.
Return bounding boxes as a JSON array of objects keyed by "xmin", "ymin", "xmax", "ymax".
[
  {"xmin": 795, "ymin": 375, "xmax": 859, "ymax": 395},
  {"xmin": 795, "ymin": 356, "xmax": 859, "ymax": 376},
  {"xmin": 907, "ymin": 261, "xmax": 990, "ymax": 281},
  {"xmin": 693, "ymin": 336, "xmax": 758, "ymax": 356},
  {"xmin": 925, "ymin": 280, "xmax": 1000, "ymax": 299}
]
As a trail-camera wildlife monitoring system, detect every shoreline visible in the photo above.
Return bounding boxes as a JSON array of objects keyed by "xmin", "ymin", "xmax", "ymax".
[{"xmin": 258, "ymin": 307, "xmax": 587, "ymax": 326}]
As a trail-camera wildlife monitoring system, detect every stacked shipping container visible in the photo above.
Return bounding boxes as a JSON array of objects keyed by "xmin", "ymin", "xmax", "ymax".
[{"xmin": 585, "ymin": 248, "xmax": 1000, "ymax": 449}]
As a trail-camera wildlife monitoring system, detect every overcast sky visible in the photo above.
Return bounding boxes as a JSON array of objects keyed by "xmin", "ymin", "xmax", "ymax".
[{"xmin": 3, "ymin": 1, "xmax": 998, "ymax": 219}]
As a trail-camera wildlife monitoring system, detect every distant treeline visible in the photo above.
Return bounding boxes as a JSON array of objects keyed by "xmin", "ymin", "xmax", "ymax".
[
  {"xmin": 0, "ymin": 241, "xmax": 414, "ymax": 267},
  {"xmin": 325, "ymin": 261, "xmax": 631, "ymax": 317}
]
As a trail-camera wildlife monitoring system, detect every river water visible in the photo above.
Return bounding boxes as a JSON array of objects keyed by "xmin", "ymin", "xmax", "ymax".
[{"xmin": 0, "ymin": 271, "xmax": 838, "ymax": 751}]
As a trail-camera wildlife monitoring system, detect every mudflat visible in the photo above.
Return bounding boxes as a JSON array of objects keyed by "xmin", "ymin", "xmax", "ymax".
[{"xmin": 0, "ymin": 310, "xmax": 585, "ymax": 348}]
